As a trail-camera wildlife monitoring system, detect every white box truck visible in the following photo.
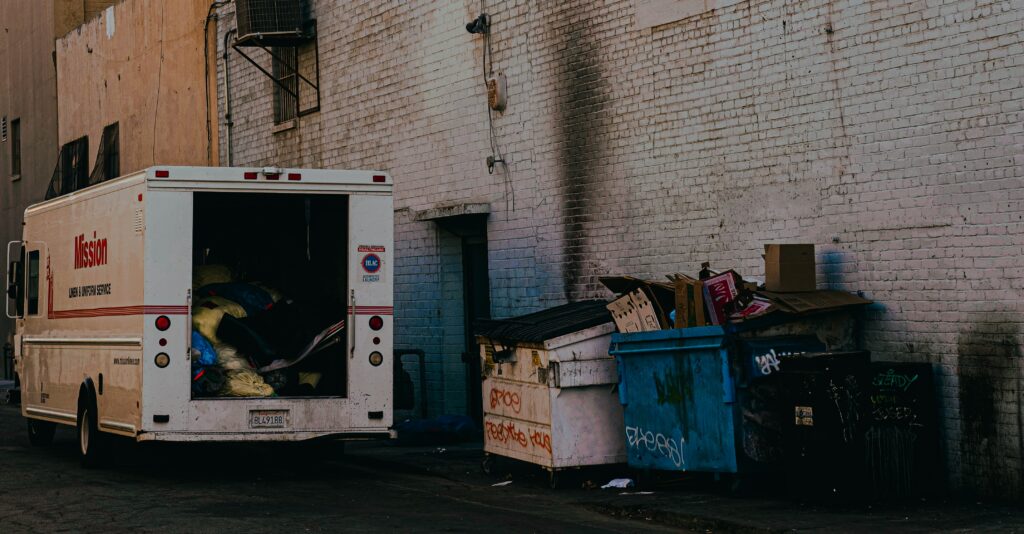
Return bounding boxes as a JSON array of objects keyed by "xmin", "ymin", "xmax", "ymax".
[{"xmin": 6, "ymin": 166, "xmax": 394, "ymax": 465}]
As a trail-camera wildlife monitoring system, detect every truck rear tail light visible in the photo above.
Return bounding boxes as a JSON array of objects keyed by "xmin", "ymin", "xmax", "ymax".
[
  {"xmin": 155, "ymin": 315, "xmax": 171, "ymax": 331},
  {"xmin": 265, "ymin": 173, "xmax": 280, "ymax": 180},
  {"xmin": 155, "ymin": 170, "xmax": 170, "ymax": 178},
  {"xmin": 244, "ymin": 172, "xmax": 258, "ymax": 180},
  {"xmin": 369, "ymin": 316, "xmax": 384, "ymax": 330},
  {"xmin": 372, "ymin": 175, "xmax": 386, "ymax": 183},
  {"xmin": 287, "ymin": 173, "xmax": 301, "ymax": 181}
]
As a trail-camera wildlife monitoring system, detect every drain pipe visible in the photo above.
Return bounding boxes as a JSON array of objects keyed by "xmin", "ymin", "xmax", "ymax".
[{"xmin": 222, "ymin": 29, "xmax": 236, "ymax": 166}]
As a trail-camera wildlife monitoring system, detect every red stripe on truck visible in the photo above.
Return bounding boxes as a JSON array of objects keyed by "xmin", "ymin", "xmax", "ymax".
[
  {"xmin": 49, "ymin": 305, "xmax": 189, "ymax": 319},
  {"xmin": 348, "ymin": 306, "xmax": 393, "ymax": 315}
]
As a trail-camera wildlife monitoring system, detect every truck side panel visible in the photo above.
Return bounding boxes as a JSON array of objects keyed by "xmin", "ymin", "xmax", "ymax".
[{"xmin": 19, "ymin": 178, "xmax": 146, "ymax": 435}]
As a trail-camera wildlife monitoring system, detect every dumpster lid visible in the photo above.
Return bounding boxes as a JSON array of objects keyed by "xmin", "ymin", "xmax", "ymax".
[{"xmin": 474, "ymin": 300, "xmax": 612, "ymax": 344}]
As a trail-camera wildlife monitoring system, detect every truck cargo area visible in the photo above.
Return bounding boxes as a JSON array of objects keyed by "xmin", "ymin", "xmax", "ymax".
[{"xmin": 191, "ymin": 192, "xmax": 349, "ymax": 399}]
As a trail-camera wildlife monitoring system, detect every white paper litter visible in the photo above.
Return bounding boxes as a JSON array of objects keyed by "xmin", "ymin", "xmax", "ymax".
[
  {"xmin": 491, "ymin": 480, "xmax": 513, "ymax": 487},
  {"xmin": 601, "ymin": 478, "xmax": 635, "ymax": 489}
]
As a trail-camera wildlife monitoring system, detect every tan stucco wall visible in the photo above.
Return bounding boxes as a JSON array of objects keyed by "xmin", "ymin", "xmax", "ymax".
[
  {"xmin": 0, "ymin": 0, "xmax": 61, "ymax": 346},
  {"xmin": 56, "ymin": 0, "xmax": 217, "ymax": 173}
]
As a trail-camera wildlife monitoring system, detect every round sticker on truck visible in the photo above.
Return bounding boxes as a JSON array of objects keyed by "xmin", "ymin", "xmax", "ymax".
[{"xmin": 361, "ymin": 253, "xmax": 381, "ymax": 274}]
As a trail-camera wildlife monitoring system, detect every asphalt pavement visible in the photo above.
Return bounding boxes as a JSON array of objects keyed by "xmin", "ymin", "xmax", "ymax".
[{"xmin": 1, "ymin": 403, "xmax": 1021, "ymax": 533}]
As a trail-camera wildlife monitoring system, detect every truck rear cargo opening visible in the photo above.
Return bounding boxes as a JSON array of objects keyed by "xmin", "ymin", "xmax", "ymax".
[
  {"xmin": 9, "ymin": 167, "xmax": 394, "ymax": 464},
  {"xmin": 191, "ymin": 192, "xmax": 349, "ymax": 399}
]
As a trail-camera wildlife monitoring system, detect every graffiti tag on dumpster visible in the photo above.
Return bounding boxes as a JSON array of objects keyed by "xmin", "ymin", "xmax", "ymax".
[
  {"xmin": 489, "ymin": 388, "xmax": 522, "ymax": 414},
  {"xmin": 485, "ymin": 420, "xmax": 528, "ymax": 448},
  {"xmin": 529, "ymin": 429, "xmax": 552, "ymax": 454},
  {"xmin": 872, "ymin": 368, "xmax": 919, "ymax": 392},
  {"xmin": 625, "ymin": 426, "xmax": 684, "ymax": 467}
]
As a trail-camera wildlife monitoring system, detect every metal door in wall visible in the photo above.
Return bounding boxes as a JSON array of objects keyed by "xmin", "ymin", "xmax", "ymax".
[{"xmin": 461, "ymin": 236, "xmax": 490, "ymax": 425}]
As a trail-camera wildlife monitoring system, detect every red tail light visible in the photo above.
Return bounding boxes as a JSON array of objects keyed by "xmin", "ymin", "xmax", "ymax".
[
  {"xmin": 155, "ymin": 170, "xmax": 170, "ymax": 178},
  {"xmin": 372, "ymin": 175, "xmax": 386, "ymax": 183},
  {"xmin": 287, "ymin": 173, "xmax": 301, "ymax": 181},
  {"xmin": 155, "ymin": 315, "xmax": 171, "ymax": 331},
  {"xmin": 244, "ymin": 172, "xmax": 258, "ymax": 180},
  {"xmin": 369, "ymin": 316, "xmax": 384, "ymax": 331}
]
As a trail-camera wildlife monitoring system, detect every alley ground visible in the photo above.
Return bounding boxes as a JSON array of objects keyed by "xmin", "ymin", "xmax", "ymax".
[{"xmin": 0, "ymin": 405, "xmax": 1021, "ymax": 533}]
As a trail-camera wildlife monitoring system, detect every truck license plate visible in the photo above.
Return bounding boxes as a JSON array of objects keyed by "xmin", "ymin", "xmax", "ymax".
[{"xmin": 249, "ymin": 410, "xmax": 289, "ymax": 429}]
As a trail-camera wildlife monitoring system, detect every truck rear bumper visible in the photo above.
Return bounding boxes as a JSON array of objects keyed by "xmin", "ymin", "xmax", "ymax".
[{"xmin": 137, "ymin": 429, "xmax": 395, "ymax": 442}]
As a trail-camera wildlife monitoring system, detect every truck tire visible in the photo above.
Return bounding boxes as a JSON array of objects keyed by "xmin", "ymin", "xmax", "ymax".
[
  {"xmin": 26, "ymin": 418, "xmax": 56, "ymax": 447},
  {"xmin": 77, "ymin": 390, "xmax": 105, "ymax": 468}
]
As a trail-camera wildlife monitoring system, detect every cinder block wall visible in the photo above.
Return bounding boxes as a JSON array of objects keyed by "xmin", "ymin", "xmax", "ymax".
[{"xmin": 217, "ymin": 0, "xmax": 1024, "ymax": 497}]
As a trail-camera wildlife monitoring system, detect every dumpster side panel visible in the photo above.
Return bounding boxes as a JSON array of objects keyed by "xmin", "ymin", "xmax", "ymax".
[
  {"xmin": 548, "ymin": 386, "xmax": 626, "ymax": 468},
  {"xmin": 613, "ymin": 327, "xmax": 738, "ymax": 473},
  {"xmin": 482, "ymin": 377, "xmax": 550, "ymax": 423},
  {"xmin": 483, "ymin": 414, "xmax": 554, "ymax": 467}
]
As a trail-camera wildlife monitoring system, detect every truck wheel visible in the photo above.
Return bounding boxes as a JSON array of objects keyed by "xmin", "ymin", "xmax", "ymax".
[
  {"xmin": 26, "ymin": 418, "xmax": 56, "ymax": 447},
  {"xmin": 77, "ymin": 399, "xmax": 105, "ymax": 468}
]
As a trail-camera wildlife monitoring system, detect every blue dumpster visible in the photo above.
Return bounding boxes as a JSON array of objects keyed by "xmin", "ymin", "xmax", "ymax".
[{"xmin": 610, "ymin": 326, "xmax": 739, "ymax": 473}]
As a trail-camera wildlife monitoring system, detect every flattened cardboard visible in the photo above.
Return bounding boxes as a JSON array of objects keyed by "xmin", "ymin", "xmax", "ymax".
[
  {"xmin": 601, "ymin": 276, "xmax": 673, "ymax": 329},
  {"xmin": 757, "ymin": 290, "xmax": 871, "ymax": 314},
  {"xmin": 607, "ymin": 288, "xmax": 663, "ymax": 332}
]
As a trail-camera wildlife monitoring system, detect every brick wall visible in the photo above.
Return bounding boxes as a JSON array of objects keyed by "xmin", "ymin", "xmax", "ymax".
[{"xmin": 217, "ymin": 0, "xmax": 1024, "ymax": 496}]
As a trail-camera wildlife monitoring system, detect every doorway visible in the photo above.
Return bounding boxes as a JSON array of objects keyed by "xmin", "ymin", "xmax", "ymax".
[{"xmin": 435, "ymin": 214, "xmax": 490, "ymax": 425}]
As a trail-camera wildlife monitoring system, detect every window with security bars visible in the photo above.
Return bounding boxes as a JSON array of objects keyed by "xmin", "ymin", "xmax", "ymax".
[
  {"xmin": 11, "ymin": 118, "xmax": 21, "ymax": 176},
  {"xmin": 90, "ymin": 122, "xmax": 120, "ymax": 182},
  {"xmin": 45, "ymin": 136, "xmax": 89, "ymax": 200},
  {"xmin": 272, "ymin": 47, "xmax": 298, "ymax": 123}
]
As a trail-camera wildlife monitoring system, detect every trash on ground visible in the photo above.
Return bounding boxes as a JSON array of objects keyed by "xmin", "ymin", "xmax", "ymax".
[
  {"xmin": 601, "ymin": 478, "xmax": 635, "ymax": 489},
  {"xmin": 491, "ymin": 480, "xmax": 513, "ymax": 487}
]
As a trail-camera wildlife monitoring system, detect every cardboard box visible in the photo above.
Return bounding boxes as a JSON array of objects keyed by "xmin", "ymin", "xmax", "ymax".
[
  {"xmin": 671, "ymin": 274, "xmax": 707, "ymax": 328},
  {"xmin": 606, "ymin": 288, "xmax": 664, "ymax": 332},
  {"xmin": 703, "ymin": 271, "xmax": 739, "ymax": 325},
  {"xmin": 764, "ymin": 244, "xmax": 816, "ymax": 292}
]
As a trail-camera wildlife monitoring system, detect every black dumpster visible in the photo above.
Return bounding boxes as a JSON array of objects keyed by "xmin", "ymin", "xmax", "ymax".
[
  {"xmin": 865, "ymin": 362, "xmax": 940, "ymax": 499},
  {"xmin": 781, "ymin": 351, "xmax": 872, "ymax": 500}
]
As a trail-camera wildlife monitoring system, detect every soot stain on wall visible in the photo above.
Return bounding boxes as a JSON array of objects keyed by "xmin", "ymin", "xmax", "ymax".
[
  {"xmin": 956, "ymin": 314, "xmax": 1023, "ymax": 497},
  {"xmin": 555, "ymin": 20, "xmax": 607, "ymax": 301}
]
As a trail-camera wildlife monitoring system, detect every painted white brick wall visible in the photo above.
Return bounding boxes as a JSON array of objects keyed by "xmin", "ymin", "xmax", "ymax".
[{"xmin": 217, "ymin": 0, "xmax": 1024, "ymax": 496}]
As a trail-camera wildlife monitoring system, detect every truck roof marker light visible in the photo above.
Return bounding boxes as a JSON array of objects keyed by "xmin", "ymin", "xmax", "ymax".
[
  {"xmin": 155, "ymin": 315, "xmax": 171, "ymax": 331},
  {"xmin": 287, "ymin": 173, "xmax": 301, "ymax": 181},
  {"xmin": 265, "ymin": 173, "xmax": 280, "ymax": 180},
  {"xmin": 244, "ymin": 172, "xmax": 258, "ymax": 180},
  {"xmin": 373, "ymin": 175, "xmax": 386, "ymax": 183},
  {"xmin": 155, "ymin": 170, "xmax": 170, "ymax": 178}
]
